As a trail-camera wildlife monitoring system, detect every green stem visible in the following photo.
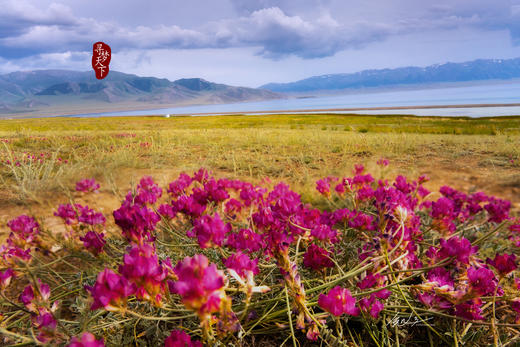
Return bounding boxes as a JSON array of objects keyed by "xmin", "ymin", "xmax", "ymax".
[
  {"xmin": 123, "ymin": 309, "xmax": 194, "ymax": 321},
  {"xmin": 473, "ymin": 221, "xmax": 507, "ymax": 246},
  {"xmin": 0, "ymin": 327, "xmax": 35, "ymax": 345},
  {"xmin": 491, "ymin": 277, "xmax": 502, "ymax": 346},
  {"xmin": 284, "ymin": 287, "xmax": 298, "ymax": 347},
  {"xmin": 452, "ymin": 319, "xmax": 458, "ymax": 347}
]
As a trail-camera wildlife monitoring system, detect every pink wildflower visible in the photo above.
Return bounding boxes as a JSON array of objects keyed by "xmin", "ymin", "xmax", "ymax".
[
  {"xmin": 335, "ymin": 183, "xmax": 346, "ymax": 195},
  {"xmin": 377, "ymin": 158, "xmax": 389, "ymax": 167},
  {"xmin": 203, "ymin": 178, "xmax": 230, "ymax": 203},
  {"xmin": 311, "ymin": 224, "xmax": 337, "ymax": 242},
  {"xmin": 225, "ymin": 198, "xmax": 242, "ymax": 216},
  {"xmin": 512, "ymin": 299, "xmax": 520, "ymax": 323},
  {"xmin": 303, "ymin": 244, "xmax": 334, "ymax": 271},
  {"xmin": 78, "ymin": 205, "xmax": 105, "ymax": 225},
  {"xmin": 417, "ymin": 292, "xmax": 452, "ymax": 310},
  {"xmin": 359, "ymin": 294, "xmax": 385, "ymax": 318},
  {"xmin": 189, "ymin": 213, "xmax": 230, "ymax": 249},
  {"xmin": 0, "ymin": 216, "xmax": 40, "ymax": 264},
  {"xmin": 224, "ymin": 252, "xmax": 259, "ymax": 278},
  {"xmin": 348, "ymin": 211, "xmax": 374, "ymax": 231},
  {"xmin": 170, "ymin": 254, "xmax": 226, "ymax": 317},
  {"xmin": 67, "ymin": 332, "xmax": 105, "ymax": 347},
  {"xmin": 86, "ymin": 268, "xmax": 136, "ymax": 311},
  {"xmin": 54, "ymin": 204, "xmax": 78, "ymax": 225},
  {"xmin": 437, "ymin": 236, "xmax": 477, "ymax": 264},
  {"xmin": 454, "ymin": 299, "xmax": 484, "ymax": 320},
  {"xmin": 417, "ymin": 185, "xmax": 430, "ymax": 199},
  {"xmin": 171, "ymin": 195, "xmax": 206, "ymax": 218},
  {"xmin": 353, "ymin": 164, "xmax": 365, "ymax": 175},
  {"xmin": 33, "ymin": 308, "xmax": 58, "ymax": 343},
  {"xmin": 127, "ymin": 176, "xmax": 163, "ymax": 206},
  {"xmin": 467, "ymin": 266, "xmax": 497, "ymax": 297},
  {"xmin": 80, "ymin": 231, "xmax": 106, "ymax": 255},
  {"xmin": 318, "ymin": 286, "xmax": 359, "ymax": 316},
  {"xmin": 357, "ymin": 273, "xmax": 391, "ymax": 300},
  {"xmin": 226, "ymin": 228, "xmax": 264, "ymax": 253},
  {"xmin": 484, "ymin": 198, "xmax": 511, "ymax": 223},
  {"xmin": 427, "ymin": 267, "xmax": 455, "ymax": 288},
  {"xmin": 164, "ymin": 330, "xmax": 202, "ymax": 347},
  {"xmin": 76, "ymin": 178, "xmax": 100, "ymax": 193},
  {"xmin": 118, "ymin": 244, "xmax": 168, "ymax": 306},
  {"xmin": 192, "ymin": 168, "xmax": 210, "ymax": 183},
  {"xmin": 0, "ymin": 268, "xmax": 14, "ymax": 290},
  {"xmin": 239, "ymin": 184, "xmax": 266, "ymax": 206},
  {"xmin": 54, "ymin": 204, "xmax": 105, "ymax": 226},
  {"xmin": 113, "ymin": 200, "xmax": 160, "ymax": 244},
  {"xmin": 7, "ymin": 215, "xmax": 40, "ymax": 239},
  {"xmin": 487, "ymin": 253, "xmax": 517, "ymax": 277},
  {"xmin": 158, "ymin": 203, "xmax": 176, "ymax": 219},
  {"xmin": 167, "ymin": 173, "xmax": 193, "ymax": 197},
  {"xmin": 316, "ymin": 178, "xmax": 331, "ymax": 197},
  {"xmin": 19, "ymin": 280, "xmax": 51, "ymax": 313}
]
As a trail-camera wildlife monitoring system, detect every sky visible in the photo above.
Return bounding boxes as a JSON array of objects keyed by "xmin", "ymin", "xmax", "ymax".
[{"xmin": 1, "ymin": 0, "xmax": 520, "ymax": 87}]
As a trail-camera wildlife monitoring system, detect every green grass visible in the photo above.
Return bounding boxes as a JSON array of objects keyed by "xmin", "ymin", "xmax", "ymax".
[{"xmin": 1, "ymin": 113, "xmax": 520, "ymax": 134}]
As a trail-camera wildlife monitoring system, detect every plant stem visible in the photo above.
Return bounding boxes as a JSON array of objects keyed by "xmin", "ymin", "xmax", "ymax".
[{"xmin": 285, "ymin": 287, "xmax": 298, "ymax": 347}]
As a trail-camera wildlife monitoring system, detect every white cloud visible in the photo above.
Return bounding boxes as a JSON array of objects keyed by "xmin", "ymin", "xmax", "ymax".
[
  {"xmin": 0, "ymin": 51, "xmax": 90, "ymax": 72},
  {"xmin": 0, "ymin": 0, "xmax": 520, "ymax": 64},
  {"xmin": 0, "ymin": 0, "xmax": 76, "ymax": 26},
  {"xmin": 3, "ymin": 0, "xmax": 520, "ymax": 90}
]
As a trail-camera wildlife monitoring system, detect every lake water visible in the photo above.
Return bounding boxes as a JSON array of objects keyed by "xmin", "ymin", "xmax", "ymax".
[{"xmin": 68, "ymin": 81, "xmax": 520, "ymax": 118}]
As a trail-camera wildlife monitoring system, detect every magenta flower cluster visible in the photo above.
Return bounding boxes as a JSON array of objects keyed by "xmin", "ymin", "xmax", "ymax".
[
  {"xmin": 18, "ymin": 280, "xmax": 59, "ymax": 343},
  {"xmin": 318, "ymin": 286, "xmax": 359, "ymax": 316},
  {"xmin": 67, "ymin": 332, "xmax": 105, "ymax": 347},
  {"xmin": 0, "ymin": 215, "xmax": 40, "ymax": 264},
  {"xmin": 86, "ymin": 268, "xmax": 136, "ymax": 311},
  {"xmin": 3, "ymin": 162, "xmax": 519, "ymax": 346},
  {"xmin": 79, "ymin": 231, "xmax": 106, "ymax": 255},
  {"xmin": 118, "ymin": 243, "xmax": 168, "ymax": 306},
  {"xmin": 78, "ymin": 163, "xmax": 520, "ymax": 344},
  {"xmin": 76, "ymin": 178, "xmax": 100, "ymax": 193},
  {"xmin": 170, "ymin": 254, "xmax": 226, "ymax": 317},
  {"xmin": 54, "ymin": 204, "xmax": 105, "ymax": 226},
  {"xmin": 164, "ymin": 330, "xmax": 202, "ymax": 347}
]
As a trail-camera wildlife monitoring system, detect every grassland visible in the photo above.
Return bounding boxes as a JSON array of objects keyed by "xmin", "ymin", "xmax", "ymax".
[
  {"xmin": 0, "ymin": 113, "xmax": 519, "ymax": 221},
  {"xmin": 1, "ymin": 113, "xmax": 520, "ymax": 346}
]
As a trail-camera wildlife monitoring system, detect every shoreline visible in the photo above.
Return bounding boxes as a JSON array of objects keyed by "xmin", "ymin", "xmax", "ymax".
[{"xmin": 162, "ymin": 102, "xmax": 520, "ymax": 116}]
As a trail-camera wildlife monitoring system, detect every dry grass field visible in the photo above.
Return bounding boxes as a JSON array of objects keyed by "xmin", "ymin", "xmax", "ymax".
[{"xmin": 1, "ymin": 113, "xmax": 520, "ymax": 346}]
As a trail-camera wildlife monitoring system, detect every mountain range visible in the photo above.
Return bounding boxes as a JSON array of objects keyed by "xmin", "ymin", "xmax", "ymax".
[
  {"xmin": 260, "ymin": 58, "xmax": 520, "ymax": 93},
  {"xmin": 2, "ymin": 57, "xmax": 520, "ymax": 117},
  {"xmin": 0, "ymin": 70, "xmax": 281, "ymax": 116}
]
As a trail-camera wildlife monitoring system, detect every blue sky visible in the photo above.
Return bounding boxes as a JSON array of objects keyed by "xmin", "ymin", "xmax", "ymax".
[{"xmin": 1, "ymin": 0, "xmax": 520, "ymax": 87}]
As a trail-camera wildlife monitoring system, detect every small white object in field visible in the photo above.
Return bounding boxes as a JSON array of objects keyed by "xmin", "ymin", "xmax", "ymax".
[{"xmin": 165, "ymin": 114, "xmax": 170, "ymax": 118}]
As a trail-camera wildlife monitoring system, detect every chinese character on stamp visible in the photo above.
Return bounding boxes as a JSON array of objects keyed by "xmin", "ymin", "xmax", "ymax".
[{"xmin": 91, "ymin": 42, "xmax": 111, "ymax": 79}]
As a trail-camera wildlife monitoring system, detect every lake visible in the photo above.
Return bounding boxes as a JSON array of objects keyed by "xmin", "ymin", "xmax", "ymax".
[{"xmin": 68, "ymin": 81, "xmax": 520, "ymax": 118}]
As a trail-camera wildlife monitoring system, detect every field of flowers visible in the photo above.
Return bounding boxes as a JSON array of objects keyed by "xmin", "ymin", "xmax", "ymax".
[
  {"xmin": 0, "ymin": 159, "xmax": 519, "ymax": 346},
  {"xmin": 0, "ymin": 114, "xmax": 519, "ymax": 346}
]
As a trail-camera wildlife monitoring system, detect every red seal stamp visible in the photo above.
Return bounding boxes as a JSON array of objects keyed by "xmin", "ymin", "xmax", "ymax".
[{"xmin": 92, "ymin": 42, "xmax": 111, "ymax": 79}]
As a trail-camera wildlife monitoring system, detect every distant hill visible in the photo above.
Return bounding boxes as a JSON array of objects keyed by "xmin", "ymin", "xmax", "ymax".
[
  {"xmin": 0, "ymin": 70, "xmax": 281, "ymax": 116},
  {"xmin": 260, "ymin": 58, "xmax": 520, "ymax": 93}
]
